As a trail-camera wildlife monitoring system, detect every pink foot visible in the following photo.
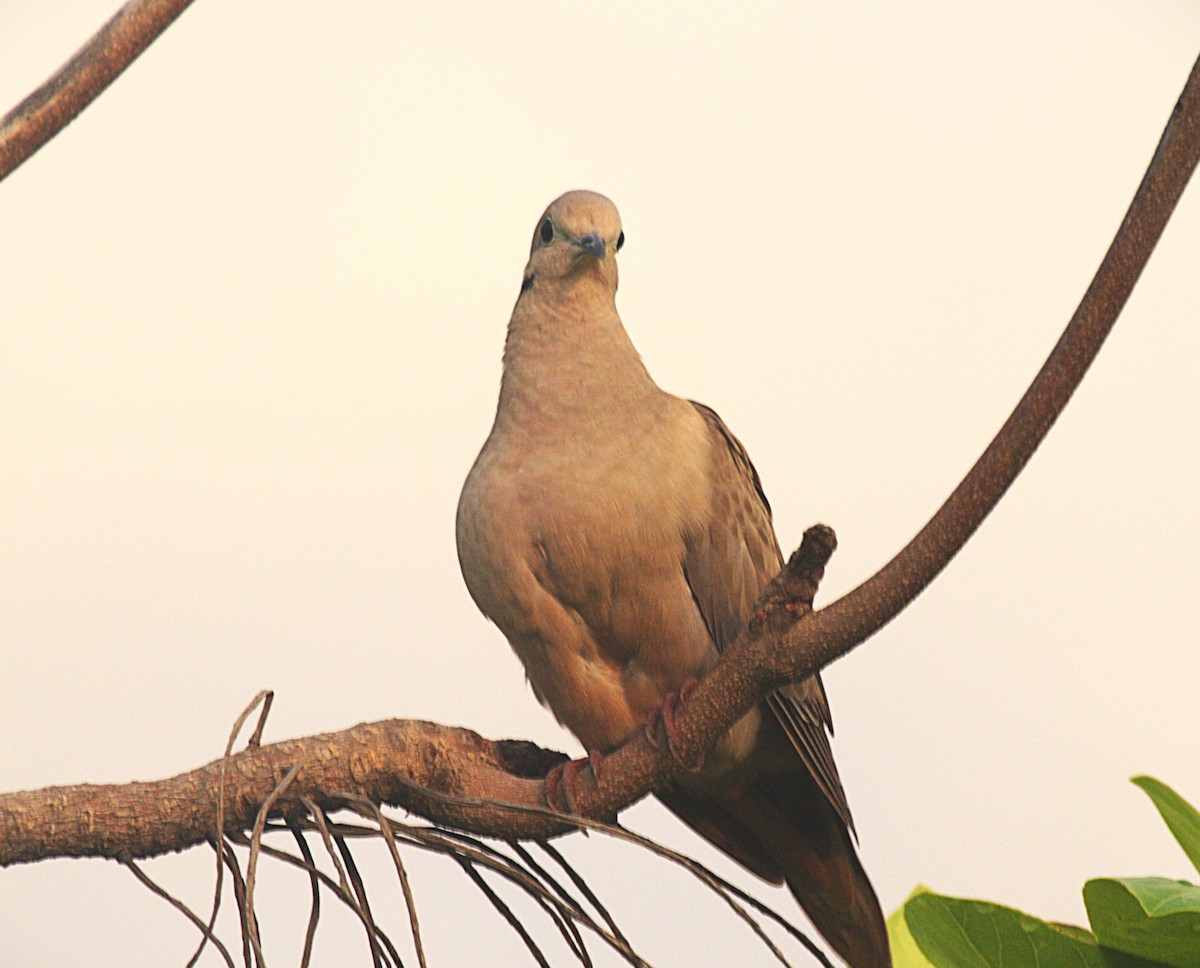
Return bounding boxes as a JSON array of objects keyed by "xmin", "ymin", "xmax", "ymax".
[
  {"xmin": 544, "ymin": 749, "xmax": 604, "ymax": 814},
  {"xmin": 644, "ymin": 677, "xmax": 703, "ymax": 770}
]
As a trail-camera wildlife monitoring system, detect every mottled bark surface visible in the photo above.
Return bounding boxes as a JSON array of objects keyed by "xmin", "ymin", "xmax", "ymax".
[
  {"xmin": 0, "ymin": 0, "xmax": 199, "ymax": 180},
  {"xmin": 1, "ymin": 720, "xmax": 572, "ymax": 867}
]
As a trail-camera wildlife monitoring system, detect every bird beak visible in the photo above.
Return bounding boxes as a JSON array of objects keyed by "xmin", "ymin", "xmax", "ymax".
[{"xmin": 574, "ymin": 233, "xmax": 606, "ymax": 260}]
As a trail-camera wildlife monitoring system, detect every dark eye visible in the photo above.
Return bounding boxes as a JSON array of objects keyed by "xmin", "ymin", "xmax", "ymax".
[
  {"xmin": 616, "ymin": 231, "xmax": 625, "ymax": 252},
  {"xmin": 538, "ymin": 218, "xmax": 554, "ymax": 244}
]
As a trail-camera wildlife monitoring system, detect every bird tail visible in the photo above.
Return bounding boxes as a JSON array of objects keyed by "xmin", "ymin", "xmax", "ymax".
[{"xmin": 658, "ymin": 766, "xmax": 890, "ymax": 968}]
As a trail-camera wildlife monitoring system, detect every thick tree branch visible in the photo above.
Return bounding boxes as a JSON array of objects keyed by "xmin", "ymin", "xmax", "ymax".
[
  {"xmin": 0, "ymin": 720, "xmax": 569, "ymax": 867},
  {"xmin": 0, "ymin": 0, "xmax": 197, "ymax": 181}
]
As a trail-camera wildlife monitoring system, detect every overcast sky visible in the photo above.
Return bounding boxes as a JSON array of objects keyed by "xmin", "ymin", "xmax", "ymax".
[{"xmin": 3, "ymin": 3, "xmax": 1200, "ymax": 966}]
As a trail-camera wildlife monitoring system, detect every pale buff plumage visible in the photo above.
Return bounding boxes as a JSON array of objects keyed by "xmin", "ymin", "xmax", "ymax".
[{"xmin": 456, "ymin": 191, "xmax": 889, "ymax": 967}]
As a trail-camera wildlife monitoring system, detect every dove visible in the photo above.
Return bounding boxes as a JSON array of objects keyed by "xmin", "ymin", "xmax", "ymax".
[{"xmin": 456, "ymin": 190, "xmax": 889, "ymax": 967}]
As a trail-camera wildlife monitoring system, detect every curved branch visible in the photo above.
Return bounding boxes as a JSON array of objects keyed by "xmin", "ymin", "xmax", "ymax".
[
  {"xmin": 812, "ymin": 51, "xmax": 1200, "ymax": 659},
  {"xmin": 0, "ymin": 0, "xmax": 198, "ymax": 182}
]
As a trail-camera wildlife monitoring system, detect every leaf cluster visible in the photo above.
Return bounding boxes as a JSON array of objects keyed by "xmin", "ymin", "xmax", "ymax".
[{"xmin": 891, "ymin": 777, "xmax": 1200, "ymax": 968}]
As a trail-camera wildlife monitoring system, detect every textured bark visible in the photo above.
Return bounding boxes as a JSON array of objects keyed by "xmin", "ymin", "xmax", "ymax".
[
  {"xmin": 0, "ymin": 0, "xmax": 198, "ymax": 180},
  {"xmin": 0, "ymin": 721, "xmax": 573, "ymax": 867}
]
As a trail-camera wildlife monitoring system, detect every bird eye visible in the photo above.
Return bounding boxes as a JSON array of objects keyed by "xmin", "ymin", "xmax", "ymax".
[
  {"xmin": 538, "ymin": 218, "xmax": 554, "ymax": 244},
  {"xmin": 616, "ymin": 231, "xmax": 625, "ymax": 252}
]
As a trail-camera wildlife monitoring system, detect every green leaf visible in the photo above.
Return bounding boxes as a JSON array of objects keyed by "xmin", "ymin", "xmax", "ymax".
[
  {"xmin": 1133, "ymin": 777, "xmax": 1200, "ymax": 878},
  {"xmin": 1084, "ymin": 877, "xmax": 1200, "ymax": 968},
  {"xmin": 904, "ymin": 890, "xmax": 1167, "ymax": 967},
  {"xmin": 888, "ymin": 886, "xmax": 938, "ymax": 968}
]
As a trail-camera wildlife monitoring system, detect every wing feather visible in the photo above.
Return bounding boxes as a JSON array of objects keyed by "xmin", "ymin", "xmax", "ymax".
[{"xmin": 684, "ymin": 401, "xmax": 854, "ymax": 833}]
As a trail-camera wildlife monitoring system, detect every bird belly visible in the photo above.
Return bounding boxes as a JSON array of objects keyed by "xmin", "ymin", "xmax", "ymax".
[
  {"xmin": 527, "ymin": 474, "xmax": 714, "ymax": 749},
  {"xmin": 459, "ymin": 424, "xmax": 725, "ymax": 754}
]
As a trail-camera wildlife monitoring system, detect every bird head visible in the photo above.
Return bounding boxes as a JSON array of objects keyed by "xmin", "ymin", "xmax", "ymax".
[{"xmin": 524, "ymin": 190, "xmax": 625, "ymax": 293}]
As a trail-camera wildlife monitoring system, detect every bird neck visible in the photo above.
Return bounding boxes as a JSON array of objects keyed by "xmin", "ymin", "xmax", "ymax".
[{"xmin": 496, "ymin": 279, "xmax": 659, "ymax": 432}]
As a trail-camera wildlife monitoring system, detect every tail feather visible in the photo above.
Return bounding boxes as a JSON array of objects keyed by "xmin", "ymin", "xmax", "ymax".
[
  {"xmin": 748, "ymin": 768, "xmax": 889, "ymax": 968},
  {"xmin": 658, "ymin": 758, "xmax": 889, "ymax": 968},
  {"xmin": 656, "ymin": 785, "xmax": 784, "ymax": 886}
]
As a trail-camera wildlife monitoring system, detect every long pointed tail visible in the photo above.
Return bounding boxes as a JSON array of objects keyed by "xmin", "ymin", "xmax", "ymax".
[{"xmin": 659, "ymin": 765, "xmax": 889, "ymax": 967}]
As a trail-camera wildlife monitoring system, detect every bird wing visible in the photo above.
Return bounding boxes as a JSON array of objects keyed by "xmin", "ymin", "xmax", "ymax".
[{"xmin": 681, "ymin": 400, "xmax": 855, "ymax": 834}]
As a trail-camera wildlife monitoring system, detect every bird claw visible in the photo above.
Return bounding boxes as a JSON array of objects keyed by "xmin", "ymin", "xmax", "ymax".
[
  {"xmin": 644, "ymin": 678, "xmax": 704, "ymax": 771},
  {"xmin": 544, "ymin": 750, "xmax": 604, "ymax": 814}
]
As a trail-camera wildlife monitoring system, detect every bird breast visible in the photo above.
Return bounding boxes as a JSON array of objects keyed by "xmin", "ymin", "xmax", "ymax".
[{"xmin": 456, "ymin": 395, "xmax": 722, "ymax": 749}]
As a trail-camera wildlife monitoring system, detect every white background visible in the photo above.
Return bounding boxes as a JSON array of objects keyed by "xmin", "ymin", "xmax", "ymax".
[{"xmin": 3, "ymin": 2, "xmax": 1199, "ymax": 965}]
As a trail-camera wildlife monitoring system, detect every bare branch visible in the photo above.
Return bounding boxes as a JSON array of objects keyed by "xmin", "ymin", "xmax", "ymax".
[
  {"xmin": 0, "ymin": 719, "xmax": 567, "ymax": 867},
  {"xmin": 0, "ymin": 0, "xmax": 198, "ymax": 181},
  {"xmin": 809, "ymin": 49, "xmax": 1200, "ymax": 660}
]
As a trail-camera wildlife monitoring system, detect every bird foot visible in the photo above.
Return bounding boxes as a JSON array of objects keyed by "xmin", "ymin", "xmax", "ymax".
[
  {"xmin": 644, "ymin": 678, "xmax": 704, "ymax": 771},
  {"xmin": 544, "ymin": 749, "xmax": 604, "ymax": 814}
]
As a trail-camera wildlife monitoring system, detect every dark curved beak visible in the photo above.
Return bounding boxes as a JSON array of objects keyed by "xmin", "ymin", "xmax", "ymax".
[{"xmin": 574, "ymin": 233, "xmax": 606, "ymax": 260}]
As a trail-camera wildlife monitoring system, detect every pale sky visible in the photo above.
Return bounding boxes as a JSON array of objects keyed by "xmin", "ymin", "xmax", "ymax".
[{"xmin": 3, "ymin": 2, "xmax": 1200, "ymax": 966}]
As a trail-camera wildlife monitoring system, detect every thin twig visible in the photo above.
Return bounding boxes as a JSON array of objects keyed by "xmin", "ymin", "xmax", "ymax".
[
  {"xmin": 244, "ymin": 762, "xmax": 301, "ymax": 966},
  {"xmin": 287, "ymin": 823, "xmax": 322, "ymax": 968},
  {"xmin": 334, "ymin": 834, "xmax": 397, "ymax": 968},
  {"xmin": 247, "ymin": 691, "xmax": 274, "ymax": 749},
  {"xmin": 192, "ymin": 690, "xmax": 274, "ymax": 968},
  {"xmin": 536, "ymin": 841, "xmax": 630, "ymax": 951},
  {"xmin": 313, "ymin": 813, "xmax": 635, "ymax": 962},
  {"xmin": 228, "ymin": 830, "xmax": 385, "ymax": 942},
  {"xmin": 399, "ymin": 779, "xmax": 827, "ymax": 967},
  {"xmin": 121, "ymin": 855, "xmax": 236, "ymax": 968},
  {"xmin": 240, "ymin": 812, "xmax": 636, "ymax": 964},
  {"xmin": 336, "ymin": 794, "xmax": 428, "ymax": 968},
  {"xmin": 570, "ymin": 823, "xmax": 802, "ymax": 968},
  {"xmin": 220, "ymin": 843, "xmax": 256, "ymax": 968},
  {"xmin": 299, "ymin": 797, "xmax": 389, "ymax": 968},
  {"xmin": 405, "ymin": 824, "xmax": 646, "ymax": 966},
  {"xmin": 449, "ymin": 835, "xmax": 591, "ymax": 966},
  {"xmin": 456, "ymin": 858, "xmax": 553, "ymax": 968},
  {"xmin": 510, "ymin": 842, "xmax": 594, "ymax": 966},
  {"xmin": 548, "ymin": 822, "xmax": 796, "ymax": 968}
]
